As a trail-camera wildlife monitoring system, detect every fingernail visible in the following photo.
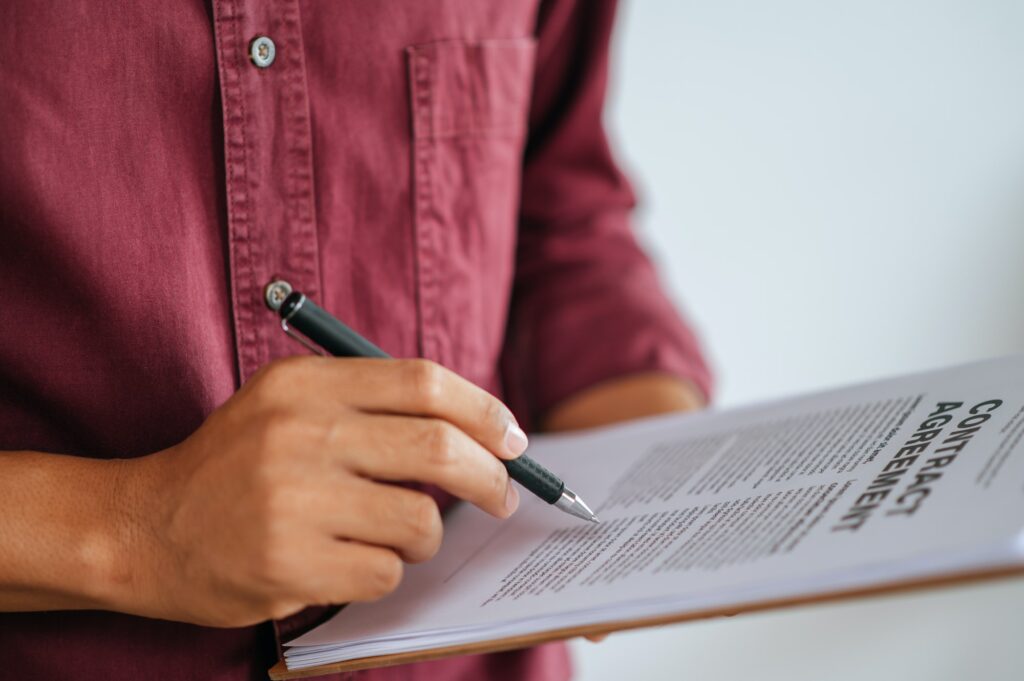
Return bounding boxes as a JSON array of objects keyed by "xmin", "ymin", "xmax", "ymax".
[
  {"xmin": 504, "ymin": 422, "xmax": 529, "ymax": 458},
  {"xmin": 504, "ymin": 483, "xmax": 520, "ymax": 515}
]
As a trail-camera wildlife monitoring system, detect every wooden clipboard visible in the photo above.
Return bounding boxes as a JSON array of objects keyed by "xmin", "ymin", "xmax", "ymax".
[{"xmin": 268, "ymin": 564, "xmax": 1024, "ymax": 679}]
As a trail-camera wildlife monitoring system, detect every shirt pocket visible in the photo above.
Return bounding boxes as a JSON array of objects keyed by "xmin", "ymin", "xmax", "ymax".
[{"xmin": 406, "ymin": 37, "xmax": 536, "ymax": 389}]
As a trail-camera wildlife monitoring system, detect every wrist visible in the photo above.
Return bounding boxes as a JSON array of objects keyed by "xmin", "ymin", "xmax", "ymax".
[{"xmin": 92, "ymin": 452, "xmax": 171, "ymax": 618}]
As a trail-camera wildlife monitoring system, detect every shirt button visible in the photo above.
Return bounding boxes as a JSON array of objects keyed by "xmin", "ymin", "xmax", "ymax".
[{"xmin": 249, "ymin": 35, "xmax": 276, "ymax": 68}]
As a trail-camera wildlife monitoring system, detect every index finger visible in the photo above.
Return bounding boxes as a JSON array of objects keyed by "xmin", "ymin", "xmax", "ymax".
[{"xmin": 309, "ymin": 357, "xmax": 530, "ymax": 461}]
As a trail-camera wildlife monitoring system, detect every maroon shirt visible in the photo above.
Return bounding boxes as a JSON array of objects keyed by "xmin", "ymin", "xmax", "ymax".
[{"xmin": 0, "ymin": 1, "xmax": 710, "ymax": 679}]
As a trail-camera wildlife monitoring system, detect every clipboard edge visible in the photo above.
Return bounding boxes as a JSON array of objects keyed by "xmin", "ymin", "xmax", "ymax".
[{"xmin": 269, "ymin": 563, "xmax": 1024, "ymax": 679}]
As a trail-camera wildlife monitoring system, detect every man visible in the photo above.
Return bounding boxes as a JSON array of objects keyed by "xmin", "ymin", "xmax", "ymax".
[{"xmin": 0, "ymin": 1, "xmax": 709, "ymax": 679}]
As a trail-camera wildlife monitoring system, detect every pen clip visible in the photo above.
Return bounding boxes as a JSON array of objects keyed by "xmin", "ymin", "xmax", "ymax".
[
  {"xmin": 276, "ymin": 292, "xmax": 328, "ymax": 357},
  {"xmin": 280, "ymin": 319, "xmax": 328, "ymax": 357}
]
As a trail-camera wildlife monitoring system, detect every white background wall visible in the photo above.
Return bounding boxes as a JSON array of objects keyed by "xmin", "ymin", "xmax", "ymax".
[{"xmin": 571, "ymin": 1, "xmax": 1024, "ymax": 679}]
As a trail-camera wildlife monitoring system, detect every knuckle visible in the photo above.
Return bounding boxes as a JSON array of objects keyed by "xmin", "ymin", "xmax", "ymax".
[
  {"xmin": 423, "ymin": 421, "xmax": 458, "ymax": 467},
  {"xmin": 406, "ymin": 359, "xmax": 445, "ymax": 408},
  {"xmin": 260, "ymin": 407, "xmax": 294, "ymax": 436},
  {"xmin": 254, "ymin": 357, "xmax": 302, "ymax": 394},
  {"xmin": 321, "ymin": 418, "xmax": 349, "ymax": 450},
  {"xmin": 490, "ymin": 465, "xmax": 508, "ymax": 501},
  {"xmin": 404, "ymin": 493, "xmax": 442, "ymax": 541},
  {"xmin": 483, "ymin": 397, "xmax": 508, "ymax": 432},
  {"xmin": 251, "ymin": 411, "xmax": 295, "ymax": 463},
  {"xmin": 361, "ymin": 553, "xmax": 404, "ymax": 599},
  {"xmin": 409, "ymin": 502, "xmax": 443, "ymax": 562}
]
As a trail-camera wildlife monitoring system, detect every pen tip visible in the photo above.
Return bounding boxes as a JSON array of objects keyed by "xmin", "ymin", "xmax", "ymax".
[{"xmin": 554, "ymin": 488, "xmax": 600, "ymax": 523}]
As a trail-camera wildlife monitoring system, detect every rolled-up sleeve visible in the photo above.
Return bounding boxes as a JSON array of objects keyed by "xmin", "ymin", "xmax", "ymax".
[{"xmin": 502, "ymin": 0, "xmax": 712, "ymax": 424}]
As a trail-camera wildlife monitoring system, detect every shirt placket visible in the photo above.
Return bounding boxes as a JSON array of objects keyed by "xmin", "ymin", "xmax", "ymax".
[
  {"xmin": 212, "ymin": 0, "xmax": 322, "ymax": 385},
  {"xmin": 211, "ymin": 0, "xmax": 338, "ymax": 673}
]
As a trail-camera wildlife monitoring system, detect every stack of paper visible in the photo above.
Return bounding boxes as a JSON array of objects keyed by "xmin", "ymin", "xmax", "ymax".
[{"xmin": 281, "ymin": 356, "xmax": 1024, "ymax": 673}]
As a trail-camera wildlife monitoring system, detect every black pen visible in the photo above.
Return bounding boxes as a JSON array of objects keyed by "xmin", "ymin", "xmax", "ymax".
[{"xmin": 263, "ymin": 280, "xmax": 599, "ymax": 523}]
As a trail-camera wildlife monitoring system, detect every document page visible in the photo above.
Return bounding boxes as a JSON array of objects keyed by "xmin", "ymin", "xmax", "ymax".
[{"xmin": 284, "ymin": 356, "xmax": 1024, "ymax": 669}]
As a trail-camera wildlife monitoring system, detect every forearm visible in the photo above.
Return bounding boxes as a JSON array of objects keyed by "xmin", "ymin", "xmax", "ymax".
[
  {"xmin": 0, "ymin": 450, "xmax": 139, "ymax": 612},
  {"xmin": 542, "ymin": 373, "xmax": 705, "ymax": 432}
]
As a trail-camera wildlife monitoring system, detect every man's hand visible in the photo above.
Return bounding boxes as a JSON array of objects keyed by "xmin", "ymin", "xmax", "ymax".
[
  {"xmin": 0, "ymin": 357, "xmax": 529, "ymax": 627},
  {"xmin": 542, "ymin": 372, "xmax": 706, "ymax": 643}
]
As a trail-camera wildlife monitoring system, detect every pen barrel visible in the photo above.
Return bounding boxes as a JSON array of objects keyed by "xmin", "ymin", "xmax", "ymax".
[
  {"xmin": 281, "ymin": 293, "xmax": 388, "ymax": 358},
  {"xmin": 505, "ymin": 455, "xmax": 564, "ymax": 504}
]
